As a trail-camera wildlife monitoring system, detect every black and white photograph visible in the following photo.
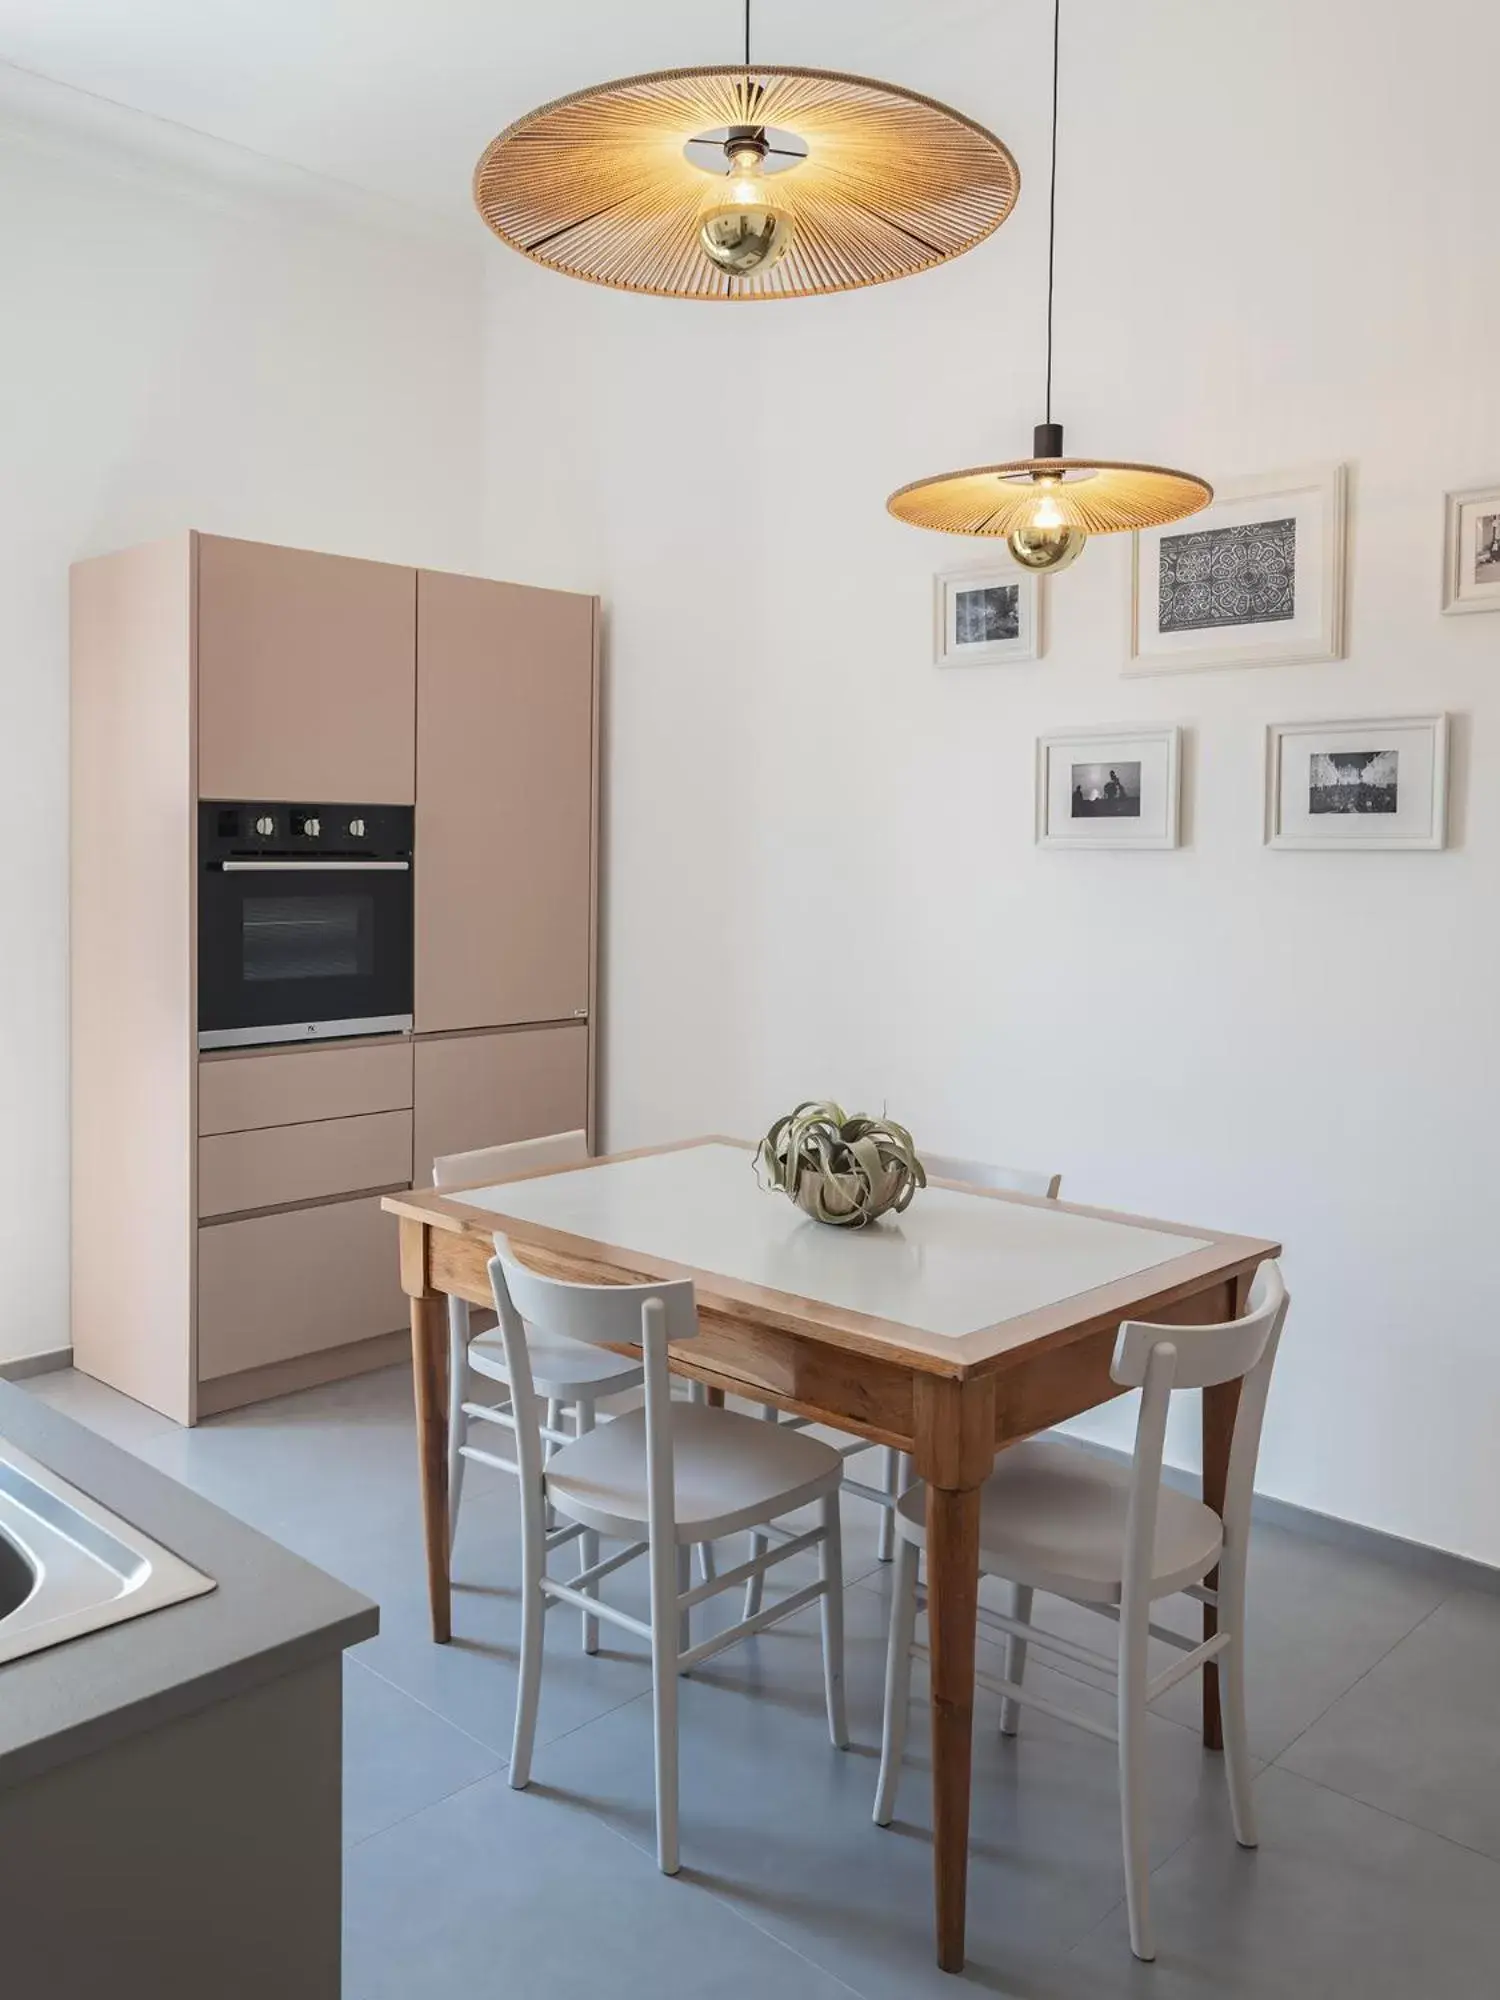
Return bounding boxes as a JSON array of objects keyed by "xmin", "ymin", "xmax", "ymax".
[
  {"xmin": 1267, "ymin": 716, "xmax": 1448, "ymax": 850},
  {"xmin": 1157, "ymin": 517, "xmax": 1296, "ymax": 632},
  {"xmin": 1442, "ymin": 484, "xmax": 1500, "ymax": 614},
  {"xmin": 1308, "ymin": 749, "xmax": 1398, "ymax": 816},
  {"xmin": 955, "ymin": 581, "xmax": 1019, "ymax": 644},
  {"xmin": 1070, "ymin": 760, "xmax": 1141, "ymax": 819},
  {"xmin": 1038, "ymin": 728, "xmax": 1180, "ymax": 849},
  {"xmin": 934, "ymin": 563, "xmax": 1039, "ymax": 665},
  {"xmin": 1130, "ymin": 465, "xmax": 1347, "ymax": 672},
  {"xmin": 1474, "ymin": 512, "xmax": 1500, "ymax": 581}
]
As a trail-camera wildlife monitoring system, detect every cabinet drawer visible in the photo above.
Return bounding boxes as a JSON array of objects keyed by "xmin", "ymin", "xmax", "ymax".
[
  {"xmin": 198, "ymin": 1109, "xmax": 412, "ymax": 1219},
  {"xmin": 199, "ymin": 1040, "xmax": 413, "ymax": 1136},
  {"xmin": 197, "ymin": 1194, "xmax": 407, "ymax": 1381}
]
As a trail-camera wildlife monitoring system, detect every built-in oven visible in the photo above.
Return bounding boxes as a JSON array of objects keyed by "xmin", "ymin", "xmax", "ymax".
[{"xmin": 198, "ymin": 802, "xmax": 414, "ymax": 1050}]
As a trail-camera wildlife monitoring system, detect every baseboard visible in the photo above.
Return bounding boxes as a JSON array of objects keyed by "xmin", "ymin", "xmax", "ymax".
[
  {"xmin": 1239, "ymin": 1485, "xmax": 1500, "ymax": 1598},
  {"xmin": 195, "ymin": 1329, "xmax": 410, "ymax": 1418},
  {"xmin": 1070, "ymin": 1435, "xmax": 1500, "ymax": 1599},
  {"xmin": 0, "ymin": 1347, "xmax": 73, "ymax": 1383}
]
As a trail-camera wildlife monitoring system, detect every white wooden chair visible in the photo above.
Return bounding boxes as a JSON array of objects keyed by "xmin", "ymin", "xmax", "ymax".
[
  {"xmin": 435, "ymin": 1131, "xmax": 645, "ymax": 1657},
  {"xmin": 745, "ymin": 1152, "xmax": 1062, "ymax": 1611},
  {"xmin": 484, "ymin": 1239, "xmax": 849, "ymax": 1875},
  {"xmin": 873, "ymin": 1259, "xmax": 1288, "ymax": 1962}
]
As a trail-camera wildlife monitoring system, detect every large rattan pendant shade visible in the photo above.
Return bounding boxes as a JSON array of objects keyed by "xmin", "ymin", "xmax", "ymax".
[{"xmin": 473, "ymin": 66, "xmax": 1020, "ymax": 301}]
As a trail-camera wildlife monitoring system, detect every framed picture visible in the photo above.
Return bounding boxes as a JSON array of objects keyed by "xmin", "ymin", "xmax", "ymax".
[
  {"xmin": 1128, "ymin": 464, "xmax": 1347, "ymax": 673},
  {"xmin": 1036, "ymin": 726, "xmax": 1182, "ymax": 850},
  {"xmin": 934, "ymin": 564, "xmax": 1039, "ymax": 666},
  {"xmin": 1442, "ymin": 485, "xmax": 1500, "ymax": 615},
  {"xmin": 1265, "ymin": 715, "xmax": 1449, "ymax": 851}
]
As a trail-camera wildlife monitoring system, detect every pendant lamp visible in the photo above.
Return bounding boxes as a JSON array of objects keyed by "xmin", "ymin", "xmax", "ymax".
[
  {"xmin": 473, "ymin": 2, "xmax": 1021, "ymax": 302},
  {"xmin": 887, "ymin": 0, "xmax": 1211, "ymax": 571}
]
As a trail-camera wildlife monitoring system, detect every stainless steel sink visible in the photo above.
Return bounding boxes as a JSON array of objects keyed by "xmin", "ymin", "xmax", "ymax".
[{"xmin": 0, "ymin": 1441, "xmax": 215, "ymax": 1668}]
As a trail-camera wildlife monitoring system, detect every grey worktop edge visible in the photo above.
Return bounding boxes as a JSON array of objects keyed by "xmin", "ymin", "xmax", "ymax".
[{"xmin": 0, "ymin": 1379, "xmax": 378, "ymax": 1794}]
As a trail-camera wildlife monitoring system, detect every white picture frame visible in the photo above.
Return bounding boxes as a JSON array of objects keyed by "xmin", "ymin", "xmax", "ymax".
[
  {"xmin": 1442, "ymin": 485, "xmax": 1500, "ymax": 615},
  {"xmin": 1264, "ymin": 715, "xmax": 1449, "ymax": 851},
  {"xmin": 1128, "ymin": 464, "xmax": 1348, "ymax": 674},
  {"xmin": 934, "ymin": 564, "xmax": 1039, "ymax": 666},
  {"xmin": 1036, "ymin": 726, "xmax": 1182, "ymax": 850}
]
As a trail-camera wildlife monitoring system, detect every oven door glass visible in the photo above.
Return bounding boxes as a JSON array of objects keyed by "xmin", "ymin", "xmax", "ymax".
[{"xmin": 199, "ymin": 863, "xmax": 413, "ymax": 1046}]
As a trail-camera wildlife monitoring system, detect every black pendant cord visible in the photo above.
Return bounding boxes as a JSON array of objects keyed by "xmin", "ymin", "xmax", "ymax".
[
  {"xmin": 1044, "ymin": 0, "xmax": 1060, "ymax": 429},
  {"xmin": 745, "ymin": 0, "xmax": 751, "ymax": 67}
]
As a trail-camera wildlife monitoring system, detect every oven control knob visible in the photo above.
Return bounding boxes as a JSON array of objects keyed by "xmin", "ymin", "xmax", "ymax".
[
  {"xmin": 254, "ymin": 815, "xmax": 275, "ymax": 837},
  {"xmin": 347, "ymin": 817, "xmax": 367, "ymax": 839},
  {"xmin": 303, "ymin": 816, "xmax": 321, "ymax": 838}
]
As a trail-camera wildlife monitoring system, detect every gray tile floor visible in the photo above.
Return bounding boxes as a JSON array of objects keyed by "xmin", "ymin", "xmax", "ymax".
[{"xmin": 25, "ymin": 1364, "xmax": 1500, "ymax": 1997}]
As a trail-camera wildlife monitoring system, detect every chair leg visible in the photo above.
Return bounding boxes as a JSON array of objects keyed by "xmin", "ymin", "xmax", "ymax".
[
  {"xmin": 999, "ymin": 1581, "xmax": 1033, "ymax": 1736},
  {"xmin": 446, "ymin": 1297, "xmax": 469, "ymax": 1549},
  {"xmin": 1218, "ymin": 1546, "xmax": 1258, "ymax": 1849},
  {"xmin": 676, "ymin": 1543, "xmax": 692, "ymax": 1670},
  {"xmin": 682, "ymin": 1382, "xmax": 719, "ymax": 1585},
  {"xmin": 508, "ymin": 1471, "xmax": 547, "ymax": 1792},
  {"xmin": 743, "ymin": 1531, "xmax": 768, "ymax": 1621},
  {"xmin": 818, "ymin": 1490, "xmax": 849, "ymax": 1749},
  {"xmin": 738, "ymin": 1406, "xmax": 779, "ymax": 1616},
  {"xmin": 574, "ymin": 1401, "xmax": 600, "ymax": 1656},
  {"xmin": 1117, "ymin": 1608, "xmax": 1155, "ymax": 1961},
  {"xmin": 650, "ymin": 1535, "xmax": 683, "ymax": 1875},
  {"xmin": 877, "ymin": 1447, "xmax": 899, "ymax": 1562},
  {"xmin": 544, "ymin": 1398, "xmax": 563, "ymax": 1531},
  {"xmin": 873, "ymin": 1532, "xmax": 920, "ymax": 1826}
]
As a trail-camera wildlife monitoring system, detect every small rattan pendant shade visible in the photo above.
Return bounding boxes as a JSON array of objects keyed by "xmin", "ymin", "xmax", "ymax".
[
  {"xmin": 474, "ymin": 66, "xmax": 1020, "ymax": 301},
  {"xmin": 887, "ymin": 457, "xmax": 1213, "ymax": 537}
]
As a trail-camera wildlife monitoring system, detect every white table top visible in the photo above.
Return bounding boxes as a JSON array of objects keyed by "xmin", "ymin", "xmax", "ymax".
[{"xmin": 456, "ymin": 1142, "xmax": 1209, "ymax": 1341}]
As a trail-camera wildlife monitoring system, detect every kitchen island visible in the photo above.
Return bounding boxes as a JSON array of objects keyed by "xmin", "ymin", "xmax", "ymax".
[{"xmin": 0, "ymin": 1378, "xmax": 376, "ymax": 1998}]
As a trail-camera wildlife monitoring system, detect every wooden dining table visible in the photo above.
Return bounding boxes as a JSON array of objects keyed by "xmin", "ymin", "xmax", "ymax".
[{"xmin": 384, "ymin": 1137, "xmax": 1278, "ymax": 1974}]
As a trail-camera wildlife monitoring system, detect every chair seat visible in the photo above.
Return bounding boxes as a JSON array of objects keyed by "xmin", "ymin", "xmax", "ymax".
[
  {"xmin": 468, "ymin": 1327, "xmax": 644, "ymax": 1402},
  {"xmin": 894, "ymin": 1437, "xmax": 1223, "ymax": 1602},
  {"xmin": 545, "ymin": 1402, "xmax": 845, "ymax": 1543}
]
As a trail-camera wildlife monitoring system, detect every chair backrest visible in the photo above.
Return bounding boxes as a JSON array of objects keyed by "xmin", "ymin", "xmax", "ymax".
[
  {"xmin": 1111, "ymin": 1259, "xmax": 1289, "ymax": 1576},
  {"xmin": 434, "ymin": 1129, "xmax": 588, "ymax": 1190},
  {"xmin": 923, "ymin": 1151, "xmax": 1062, "ymax": 1201},
  {"xmin": 488, "ymin": 1238, "xmax": 698, "ymax": 1544}
]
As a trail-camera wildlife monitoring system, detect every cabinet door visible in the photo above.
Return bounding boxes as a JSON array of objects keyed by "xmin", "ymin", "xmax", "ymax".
[
  {"xmin": 197, "ymin": 535, "xmax": 416, "ymax": 803},
  {"xmin": 415, "ymin": 571, "xmax": 595, "ymax": 1032},
  {"xmin": 412, "ymin": 1026, "xmax": 588, "ymax": 1184}
]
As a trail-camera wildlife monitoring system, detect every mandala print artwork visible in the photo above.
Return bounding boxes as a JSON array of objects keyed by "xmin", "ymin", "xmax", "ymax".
[{"xmin": 1157, "ymin": 517, "xmax": 1297, "ymax": 633}]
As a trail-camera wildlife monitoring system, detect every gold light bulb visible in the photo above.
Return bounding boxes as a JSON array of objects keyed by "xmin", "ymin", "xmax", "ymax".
[
  {"xmin": 1006, "ymin": 475, "xmax": 1087, "ymax": 573},
  {"xmin": 699, "ymin": 132, "xmax": 794, "ymax": 276}
]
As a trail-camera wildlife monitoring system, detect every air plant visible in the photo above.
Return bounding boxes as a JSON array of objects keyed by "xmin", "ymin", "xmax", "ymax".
[{"xmin": 754, "ymin": 1101, "xmax": 926, "ymax": 1228}]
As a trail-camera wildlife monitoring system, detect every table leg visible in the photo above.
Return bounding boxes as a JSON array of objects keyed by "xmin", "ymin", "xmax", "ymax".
[
  {"xmin": 1201, "ymin": 1373, "xmax": 1244, "ymax": 1750},
  {"xmin": 926, "ymin": 1482, "xmax": 983, "ymax": 1974},
  {"xmin": 410, "ymin": 1290, "xmax": 451, "ymax": 1644}
]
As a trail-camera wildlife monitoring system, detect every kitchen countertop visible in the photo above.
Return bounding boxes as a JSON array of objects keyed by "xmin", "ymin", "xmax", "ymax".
[{"xmin": 0, "ymin": 1378, "xmax": 377, "ymax": 1794}]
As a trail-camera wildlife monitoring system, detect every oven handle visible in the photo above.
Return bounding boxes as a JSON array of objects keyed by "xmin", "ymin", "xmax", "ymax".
[{"xmin": 215, "ymin": 859, "xmax": 411, "ymax": 873}]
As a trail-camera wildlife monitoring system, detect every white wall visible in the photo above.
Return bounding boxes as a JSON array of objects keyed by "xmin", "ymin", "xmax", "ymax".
[
  {"xmin": 483, "ymin": 0, "xmax": 1500, "ymax": 1563},
  {"xmin": 0, "ymin": 79, "xmax": 485, "ymax": 1367}
]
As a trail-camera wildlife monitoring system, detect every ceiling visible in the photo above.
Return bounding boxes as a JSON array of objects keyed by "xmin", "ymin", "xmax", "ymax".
[{"xmin": 0, "ymin": 0, "xmax": 1025, "ymax": 223}]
